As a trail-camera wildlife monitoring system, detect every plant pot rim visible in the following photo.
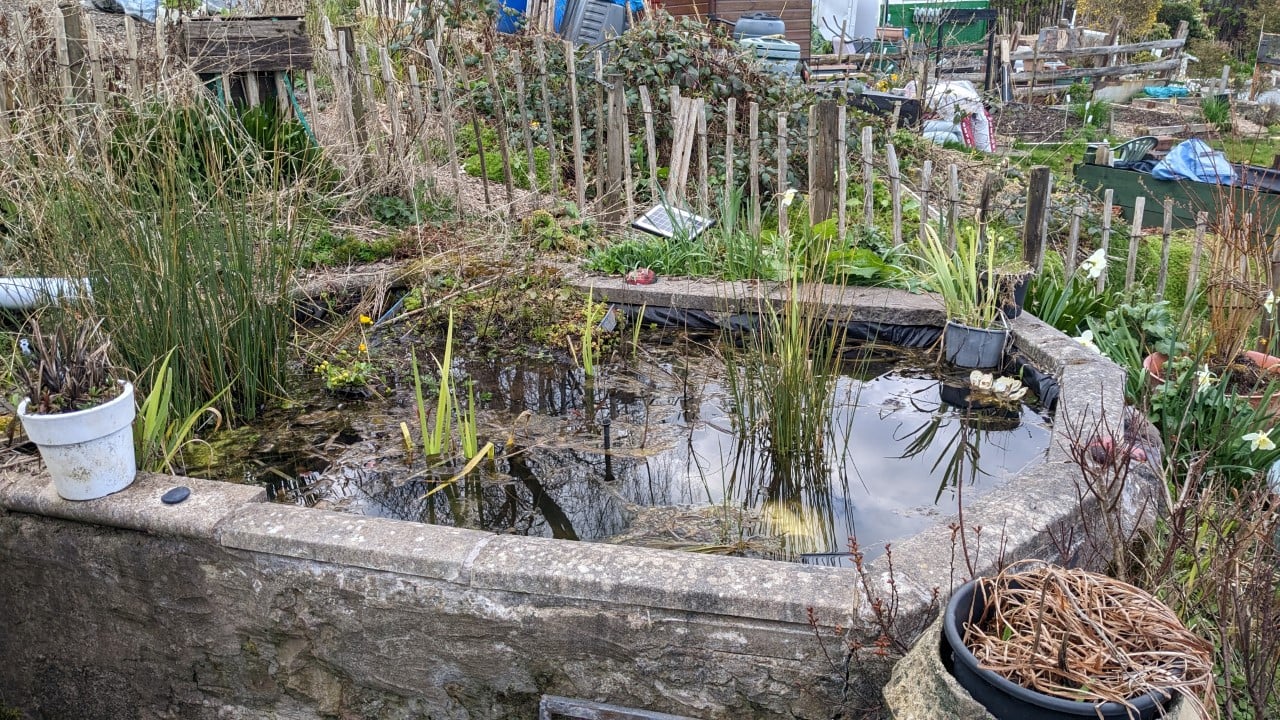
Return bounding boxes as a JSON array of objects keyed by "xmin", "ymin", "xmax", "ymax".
[
  {"xmin": 1143, "ymin": 351, "xmax": 1280, "ymax": 397},
  {"xmin": 16, "ymin": 380, "xmax": 133, "ymax": 421},
  {"xmin": 944, "ymin": 577, "xmax": 1172, "ymax": 715},
  {"xmin": 945, "ymin": 318, "xmax": 1007, "ymax": 333}
]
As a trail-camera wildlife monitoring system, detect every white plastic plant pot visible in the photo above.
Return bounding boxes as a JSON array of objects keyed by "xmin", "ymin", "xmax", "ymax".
[{"xmin": 17, "ymin": 382, "xmax": 137, "ymax": 501}]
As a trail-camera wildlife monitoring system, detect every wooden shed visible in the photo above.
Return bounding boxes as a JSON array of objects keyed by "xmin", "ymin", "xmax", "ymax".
[{"xmin": 657, "ymin": 0, "xmax": 812, "ymax": 55}]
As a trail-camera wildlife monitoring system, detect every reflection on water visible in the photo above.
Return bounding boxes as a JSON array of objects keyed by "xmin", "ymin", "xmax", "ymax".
[{"xmin": 215, "ymin": 341, "xmax": 1050, "ymax": 564}]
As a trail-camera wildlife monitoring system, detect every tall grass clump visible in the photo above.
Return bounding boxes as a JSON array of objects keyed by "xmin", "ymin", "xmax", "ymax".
[
  {"xmin": 721, "ymin": 226, "xmax": 849, "ymax": 482},
  {"xmin": 2, "ymin": 94, "xmax": 313, "ymax": 422}
]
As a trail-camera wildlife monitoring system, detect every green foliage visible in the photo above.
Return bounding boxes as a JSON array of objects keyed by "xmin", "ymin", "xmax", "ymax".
[
  {"xmin": 367, "ymin": 194, "xmax": 418, "ymax": 227},
  {"xmin": 314, "ymin": 349, "xmax": 377, "ymax": 393},
  {"xmin": 10, "ymin": 97, "xmax": 303, "ymax": 423},
  {"xmin": 1070, "ymin": 98, "xmax": 1112, "ymax": 128},
  {"xmin": 136, "ymin": 349, "xmax": 226, "ymax": 474},
  {"xmin": 811, "ymin": 25, "xmax": 833, "ymax": 55},
  {"xmin": 1158, "ymin": 0, "xmax": 1211, "ymax": 39},
  {"xmin": 1087, "ymin": 298, "xmax": 1186, "ymax": 403},
  {"xmin": 303, "ymin": 230, "xmax": 397, "ymax": 266},
  {"xmin": 1149, "ymin": 351, "xmax": 1280, "ymax": 488},
  {"xmin": 463, "ymin": 147, "xmax": 552, "ymax": 191},
  {"xmin": 366, "ymin": 181, "xmax": 456, "ymax": 227},
  {"xmin": 1025, "ymin": 252, "xmax": 1112, "ymax": 335},
  {"xmin": 521, "ymin": 202, "xmax": 598, "ymax": 251},
  {"xmin": 1201, "ymin": 96, "xmax": 1232, "ymax": 132},
  {"xmin": 911, "ymin": 225, "xmax": 1002, "ymax": 328}
]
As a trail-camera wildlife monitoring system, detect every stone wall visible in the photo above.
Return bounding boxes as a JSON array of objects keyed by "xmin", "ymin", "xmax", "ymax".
[{"xmin": 0, "ymin": 472, "xmax": 858, "ymax": 720}]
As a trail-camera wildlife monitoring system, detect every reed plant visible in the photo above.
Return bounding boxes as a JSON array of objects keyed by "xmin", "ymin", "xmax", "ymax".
[
  {"xmin": 3, "ymin": 95, "xmax": 310, "ymax": 423},
  {"xmin": 411, "ymin": 313, "xmax": 455, "ymax": 458},
  {"xmin": 913, "ymin": 224, "xmax": 1002, "ymax": 329}
]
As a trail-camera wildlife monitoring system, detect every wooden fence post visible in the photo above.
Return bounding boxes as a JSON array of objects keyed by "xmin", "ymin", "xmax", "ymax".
[
  {"xmin": 604, "ymin": 76, "xmax": 626, "ymax": 223},
  {"xmin": 749, "ymin": 101, "xmax": 761, "ymax": 236},
  {"xmin": 947, "ymin": 163, "xmax": 960, "ymax": 251},
  {"xmin": 1022, "ymin": 165, "xmax": 1052, "ymax": 274},
  {"xmin": 483, "ymin": 53, "xmax": 516, "ymax": 205},
  {"xmin": 534, "ymin": 38, "xmax": 561, "ymax": 199},
  {"xmin": 724, "ymin": 97, "xmax": 736, "ymax": 208},
  {"xmin": 639, "ymin": 85, "xmax": 657, "ymax": 202},
  {"xmin": 341, "ymin": 27, "xmax": 372, "ymax": 178},
  {"xmin": 886, "ymin": 143, "xmax": 902, "ymax": 247},
  {"xmin": 424, "ymin": 38, "xmax": 460, "ymax": 213},
  {"xmin": 58, "ymin": 3, "xmax": 91, "ymax": 107},
  {"xmin": 1184, "ymin": 211, "xmax": 1207, "ymax": 312},
  {"xmin": 777, "ymin": 112, "xmax": 789, "ymax": 239},
  {"xmin": 1066, "ymin": 205, "xmax": 1083, "ymax": 275},
  {"xmin": 809, "ymin": 100, "xmax": 839, "ymax": 226},
  {"xmin": 861, "ymin": 125, "xmax": 874, "ymax": 229},
  {"xmin": 1156, "ymin": 198, "xmax": 1174, "ymax": 299},
  {"xmin": 1098, "ymin": 188, "xmax": 1114, "ymax": 292},
  {"xmin": 1126, "ymin": 196, "xmax": 1146, "ymax": 290},
  {"xmin": 565, "ymin": 41, "xmax": 586, "ymax": 210},
  {"xmin": 511, "ymin": 55, "xmax": 538, "ymax": 200},
  {"xmin": 918, "ymin": 159, "xmax": 933, "ymax": 247},
  {"xmin": 837, "ymin": 104, "xmax": 848, "ymax": 243}
]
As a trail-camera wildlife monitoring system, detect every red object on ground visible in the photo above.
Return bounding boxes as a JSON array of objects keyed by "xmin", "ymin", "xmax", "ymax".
[{"xmin": 625, "ymin": 268, "xmax": 657, "ymax": 285}]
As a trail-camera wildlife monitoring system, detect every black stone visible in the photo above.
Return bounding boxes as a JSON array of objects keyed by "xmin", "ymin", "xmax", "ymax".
[{"xmin": 161, "ymin": 487, "xmax": 191, "ymax": 505}]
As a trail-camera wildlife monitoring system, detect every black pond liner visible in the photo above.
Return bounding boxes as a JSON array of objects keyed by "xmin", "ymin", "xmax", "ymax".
[
  {"xmin": 941, "ymin": 579, "xmax": 1174, "ymax": 720},
  {"xmin": 615, "ymin": 304, "xmax": 1061, "ymax": 412}
]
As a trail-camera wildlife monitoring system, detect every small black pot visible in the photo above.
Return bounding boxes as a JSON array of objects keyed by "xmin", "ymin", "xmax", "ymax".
[
  {"xmin": 981, "ymin": 272, "xmax": 1030, "ymax": 320},
  {"xmin": 942, "ymin": 579, "xmax": 1173, "ymax": 719}
]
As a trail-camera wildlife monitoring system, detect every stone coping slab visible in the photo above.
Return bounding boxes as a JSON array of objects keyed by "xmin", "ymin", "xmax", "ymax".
[{"xmin": 0, "ymin": 469, "xmax": 264, "ymax": 540}]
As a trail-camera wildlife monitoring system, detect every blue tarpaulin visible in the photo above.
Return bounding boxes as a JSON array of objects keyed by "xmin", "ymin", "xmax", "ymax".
[{"xmin": 1151, "ymin": 138, "xmax": 1236, "ymax": 184}]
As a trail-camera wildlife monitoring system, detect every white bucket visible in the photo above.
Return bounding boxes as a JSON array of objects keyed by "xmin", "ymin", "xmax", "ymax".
[{"xmin": 18, "ymin": 382, "xmax": 137, "ymax": 501}]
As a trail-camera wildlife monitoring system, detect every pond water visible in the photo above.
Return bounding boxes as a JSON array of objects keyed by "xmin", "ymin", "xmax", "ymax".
[{"xmin": 198, "ymin": 335, "xmax": 1052, "ymax": 565}]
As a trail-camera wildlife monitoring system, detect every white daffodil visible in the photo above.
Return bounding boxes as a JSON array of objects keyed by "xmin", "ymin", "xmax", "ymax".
[
  {"xmin": 1195, "ymin": 364, "xmax": 1218, "ymax": 393},
  {"xmin": 1243, "ymin": 428, "xmax": 1276, "ymax": 452},
  {"xmin": 1079, "ymin": 248, "xmax": 1107, "ymax": 280},
  {"xmin": 1266, "ymin": 290, "xmax": 1277, "ymax": 318},
  {"xmin": 969, "ymin": 370, "xmax": 994, "ymax": 390},
  {"xmin": 1075, "ymin": 330, "xmax": 1101, "ymax": 353},
  {"xmin": 780, "ymin": 188, "xmax": 798, "ymax": 208}
]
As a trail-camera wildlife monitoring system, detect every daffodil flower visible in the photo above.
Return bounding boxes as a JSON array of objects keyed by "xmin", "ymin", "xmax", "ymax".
[
  {"xmin": 1079, "ymin": 248, "xmax": 1107, "ymax": 280},
  {"xmin": 1195, "ymin": 364, "xmax": 1218, "ymax": 392},
  {"xmin": 1266, "ymin": 291, "xmax": 1276, "ymax": 318},
  {"xmin": 1075, "ymin": 330, "xmax": 1100, "ymax": 353},
  {"xmin": 780, "ymin": 188, "xmax": 798, "ymax": 208},
  {"xmin": 1243, "ymin": 428, "xmax": 1276, "ymax": 452}
]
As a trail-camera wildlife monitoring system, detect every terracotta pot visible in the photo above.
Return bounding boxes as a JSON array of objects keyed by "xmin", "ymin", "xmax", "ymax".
[{"xmin": 1143, "ymin": 351, "xmax": 1280, "ymax": 415}]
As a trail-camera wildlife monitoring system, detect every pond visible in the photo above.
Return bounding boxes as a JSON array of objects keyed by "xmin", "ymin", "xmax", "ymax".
[{"xmin": 196, "ymin": 332, "xmax": 1052, "ymax": 566}]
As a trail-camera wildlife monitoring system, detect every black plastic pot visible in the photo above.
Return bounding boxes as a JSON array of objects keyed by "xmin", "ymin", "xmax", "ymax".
[
  {"xmin": 938, "ymin": 383, "xmax": 1022, "ymax": 431},
  {"xmin": 943, "ymin": 320, "xmax": 1007, "ymax": 369},
  {"xmin": 942, "ymin": 579, "xmax": 1173, "ymax": 720},
  {"xmin": 981, "ymin": 272, "xmax": 1031, "ymax": 320}
]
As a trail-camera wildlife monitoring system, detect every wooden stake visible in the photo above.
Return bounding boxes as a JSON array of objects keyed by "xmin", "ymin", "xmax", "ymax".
[
  {"xmin": 918, "ymin": 159, "xmax": 933, "ymax": 247},
  {"xmin": 565, "ymin": 41, "xmax": 586, "ymax": 210},
  {"xmin": 947, "ymin": 163, "xmax": 960, "ymax": 251},
  {"xmin": 1126, "ymin": 196, "xmax": 1146, "ymax": 290},
  {"xmin": 1156, "ymin": 198, "xmax": 1174, "ymax": 299},
  {"xmin": 1066, "ymin": 205, "xmax": 1083, "ymax": 275},
  {"xmin": 749, "ymin": 101, "xmax": 761, "ymax": 236},
  {"xmin": 379, "ymin": 45, "xmax": 407, "ymax": 160},
  {"xmin": 593, "ymin": 51, "xmax": 605, "ymax": 201},
  {"xmin": 425, "ymin": 39, "xmax": 460, "ymax": 211},
  {"xmin": 837, "ymin": 104, "xmax": 848, "ymax": 243},
  {"xmin": 777, "ymin": 112, "xmax": 789, "ymax": 239},
  {"xmin": 809, "ymin": 101, "xmax": 838, "ymax": 226},
  {"xmin": 1184, "ymin": 210, "xmax": 1207, "ymax": 311},
  {"xmin": 534, "ymin": 38, "xmax": 561, "ymax": 198},
  {"xmin": 1098, "ymin": 188, "xmax": 1113, "ymax": 293},
  {"xmin": 724, "ymin": 97, "xmax": 737, "ymax": 208},
  {"xmin": 483, "ymin": 53, "xmax": 516, "ymax": 205},
  {"xmin": 511, "ymin": 54, "xmax": 539, "ymax": 198},
  {"xmin": 639, "ymin": 85, "xmax": 658, "ymax": 201},
  {"xmin": 861, "ymin": 125, "xmax": 874, "ymax": 229},
  {"xmin": 696, "ymin": 103, "xmax": 708, "ymax": 214},
  {"xmin": 1022, "ymin": 165, "xmax": 1052, "ymax": 273},
  {"xmin": 886, "ymin": 143, "xmax": 902, "ymax": 246}
]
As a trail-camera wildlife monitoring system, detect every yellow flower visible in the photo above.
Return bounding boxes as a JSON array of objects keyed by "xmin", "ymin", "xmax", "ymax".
[
  {"xmin": 358, "ymin": 343, "xmax": 368, "ymax": 353},
  {"xmin": 359, "ymin": 314, "xmax": 373, "ymax": 325}
]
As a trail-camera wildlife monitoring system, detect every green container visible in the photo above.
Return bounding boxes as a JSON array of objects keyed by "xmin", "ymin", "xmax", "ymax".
[{"xmin": 883, "ymin": 0, "xmax": 992, "ymax": 46}]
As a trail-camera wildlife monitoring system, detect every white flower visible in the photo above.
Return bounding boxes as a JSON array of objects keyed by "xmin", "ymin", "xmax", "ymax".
[
  {"xmin": 1195, "ymin": 364, "xmax": 1218, "ymax": 393},
  {"xmin": 1243, "ymin": 428, "xmax": 1276, "ymax": 452},
  {"xmin": 969, "ymin": 370, "xmax": 993, "ymax": 390},
  {"xmin": 1266, "ymin": 291, "xmax": 1276, "ymax": 318},
  {"xmin": 991, "ymin": 376, "xmax": 1028, "ymax": 401},
  {"xmin": 1079, "ymin": 248, "xmax": 1107, "ymax": 280},
  {"xmin": 1075, "ymin": 330, "xmax": 1100, "ymax": 353},
  {"xmin": 779, "ymin": 188, "xmax": 798, "ymax": 208}
]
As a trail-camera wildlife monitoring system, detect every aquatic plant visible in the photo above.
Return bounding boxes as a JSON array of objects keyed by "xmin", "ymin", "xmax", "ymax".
[
  {"xmin": 135, "ymin": 349, "xmax": 225, "ymax": 474},
  {"xmin": 6, "ymin": 96, "xmax": 307, "ymax": 423},
  {"xmin": 411, "ymin": 312, "xmax": 455, "ymax": 458},
  {"xmin": 912, "ymin": 224, "xmax": 1002, "ymax": 329}
]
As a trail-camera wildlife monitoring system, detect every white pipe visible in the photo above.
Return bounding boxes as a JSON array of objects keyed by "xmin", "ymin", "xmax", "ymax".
[{"xmin": 0, "ymin": 278, "xmax": 91, "ymax": 309}]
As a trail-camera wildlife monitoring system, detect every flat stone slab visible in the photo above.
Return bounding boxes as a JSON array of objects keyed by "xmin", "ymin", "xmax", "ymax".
[
  {"xmin": 0, "ymin": 470, "xmax": 265, "ymax": 540},
  {"xmin": 220, "ymin": 503, "xmax": 492, "ymax": 584}
]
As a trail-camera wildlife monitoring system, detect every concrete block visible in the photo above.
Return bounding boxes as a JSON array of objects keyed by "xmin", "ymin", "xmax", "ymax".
[{"xmin": 0, "ymin": 469, "xmax": 265, "ymax": 540}]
